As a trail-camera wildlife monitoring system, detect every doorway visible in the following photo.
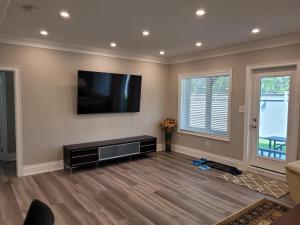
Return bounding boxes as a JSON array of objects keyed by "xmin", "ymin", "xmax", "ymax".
[
  {"xmin": 250, "ymin": 70, "xmax": 295, "ymax": 173},
  {"xmin": 244, "ymin": 62, "xmax": 300, "ymax": 174},
  {"xmin": 0, "ymin": 71, "xmax": 16, "ymax": 179}
]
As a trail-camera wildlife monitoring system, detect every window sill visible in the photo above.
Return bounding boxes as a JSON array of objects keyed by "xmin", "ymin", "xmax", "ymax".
[{"xmin": 177, "ymin": 129, "xmax": 230, "ymax": 142}]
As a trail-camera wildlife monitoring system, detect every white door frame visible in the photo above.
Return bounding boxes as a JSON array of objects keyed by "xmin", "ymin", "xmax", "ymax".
[
  {"xmin": 243, "ymin": 60, "xmax": 300, "ymax": 173},
  {"xmin": 0, "ymin": 67, "xmax": 23, "ymax": 177}
]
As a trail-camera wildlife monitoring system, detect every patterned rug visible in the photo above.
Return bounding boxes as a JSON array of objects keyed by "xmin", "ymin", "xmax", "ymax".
[
  {"xmin": 215, "ymin": 198, "xmax": 290, "ymax": 225},
  {"xmin": 219, "ymin": 172, "xmax": 289, "ymax": 198}
]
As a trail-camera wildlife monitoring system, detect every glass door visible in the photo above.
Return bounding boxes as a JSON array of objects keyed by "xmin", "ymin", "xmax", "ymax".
[{"xmin": 250, "ymin": 71, "xmax": 295, "ymax": 173}]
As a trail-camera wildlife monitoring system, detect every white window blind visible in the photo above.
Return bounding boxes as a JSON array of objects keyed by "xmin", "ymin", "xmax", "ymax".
[{"xmin": 179, "ymin": 73, "xmax": 230, "ymax": 139}]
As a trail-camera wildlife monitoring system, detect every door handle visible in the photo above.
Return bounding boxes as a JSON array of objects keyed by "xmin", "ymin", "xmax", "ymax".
[{"xmin": 250, "ymin": 125, "xmax": 257, "ymax": 129}]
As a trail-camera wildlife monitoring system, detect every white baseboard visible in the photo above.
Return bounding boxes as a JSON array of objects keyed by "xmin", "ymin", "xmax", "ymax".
[
  {"xmin": 164, "ymin": 144, "xmax": 285, "ymax": 180},
  {"xmin": 247, "ymin": 166, "xmax": 286, "ymax": 181},
  {"xmin": 157, "ymin": 143, "xmax": 164, "ymax": 152},
  {"xmin": 173, "ymin": 144, "xmax": 243, "ymax": 170},
  {"xmin": 23, "ymin": 160, "xmax": 64, "ymax": 176},
  {"xmin": 21, "ymin": 144, "xmax": 287, "ymax": 181},
  {"xmin": 22, "ymin": 143, "xmax": 164, "ymax": 176}
]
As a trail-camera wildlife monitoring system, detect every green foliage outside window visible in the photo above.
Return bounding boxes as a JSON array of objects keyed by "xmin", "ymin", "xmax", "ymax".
[{"xmin": 260, "ymin": 76, "xmax": 290, "ymax": 95}]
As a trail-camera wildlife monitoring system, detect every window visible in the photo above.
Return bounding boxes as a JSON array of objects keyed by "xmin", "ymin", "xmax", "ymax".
[{"xmin": 179, "ymin": 71, "xmax": 231, "ymax": 140}]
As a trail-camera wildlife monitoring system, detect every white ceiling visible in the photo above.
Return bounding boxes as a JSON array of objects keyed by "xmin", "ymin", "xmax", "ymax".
[{"xmin": 1, "ymin": 0, "xmax": 300, "ymax": 61}]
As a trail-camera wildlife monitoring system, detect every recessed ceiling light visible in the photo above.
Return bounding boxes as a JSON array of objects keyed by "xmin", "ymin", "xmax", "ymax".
[
  {"xmin": 196, "ymin": 42, "xmax": 202, "ymax": 47},
  {"xmin": 196, "ymin": 9, "xmax": 206, "ymax": 16},
  {"xmin": 142, "ymin": 30, "xmax": 150, "ymax": 36},
  {"xmin": 159, "ymin": 51, "xmax": 165, "ymax": 55},
  {"xmin": 252, "ymin": 28, "xmax": 260, "ymax": 34},
  {"xmin": 40, "ymin": 30, "xmax": 48, "ymax": 36},
  {"xmin": 60, "ymin": 10, "xmax": 70, "ymax": 18},
  {"xmin": 110, "ymin": 42, "xmax": 117, "ymax": 47}
]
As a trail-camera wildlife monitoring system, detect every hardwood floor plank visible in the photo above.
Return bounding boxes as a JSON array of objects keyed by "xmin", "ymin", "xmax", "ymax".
[
  {"xmin": 0, "ymin": 152, "xmax": 295, "ymax": 225},
  {"xmin": 0, "ymin": 181, "xmax": 23, "ymax": 225}
]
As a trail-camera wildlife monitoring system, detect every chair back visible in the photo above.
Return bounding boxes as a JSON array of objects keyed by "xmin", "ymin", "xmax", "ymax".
[{"xmin": 24, "ymin": 199, "xmax": 54, "ymax": 225}]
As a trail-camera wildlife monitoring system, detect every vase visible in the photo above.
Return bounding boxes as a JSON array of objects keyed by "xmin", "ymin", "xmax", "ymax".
[{"xmin": 165, "ymin": 128, "xmax": 172, "ymax": 152}]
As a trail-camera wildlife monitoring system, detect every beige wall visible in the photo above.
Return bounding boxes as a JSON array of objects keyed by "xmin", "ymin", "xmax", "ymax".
[
  {"xmin": 0, "ymin": 43, "xmax": 169, "ymax": 166},
  {"xmin": 1, "ymin": 42, "xmax": 300, "ymax": 166},
  {"xmin": 168, "ymin": 44, "xmax": 300, "ymax": 160}
]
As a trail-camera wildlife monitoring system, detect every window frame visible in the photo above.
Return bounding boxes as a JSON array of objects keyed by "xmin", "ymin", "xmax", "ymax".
[{"xmin": 178, "ymin": 69, "xmax": 232, "ymax": 141}]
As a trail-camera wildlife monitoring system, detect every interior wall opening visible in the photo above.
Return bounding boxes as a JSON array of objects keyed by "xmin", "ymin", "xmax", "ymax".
[{"xmin": 0, "ymin": 70, "xmax": 16, "ymax": 180}]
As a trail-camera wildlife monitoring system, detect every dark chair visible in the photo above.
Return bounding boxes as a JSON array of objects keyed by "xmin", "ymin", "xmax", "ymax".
[{"xmin": 24, "ymin": 199, "xmax": 54, "ymax": 225}]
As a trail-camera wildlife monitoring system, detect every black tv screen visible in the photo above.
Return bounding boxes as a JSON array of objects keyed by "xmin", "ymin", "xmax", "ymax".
[{"xmin": 77, "ymin": 71, "xmax": 142, "ymax": 114}]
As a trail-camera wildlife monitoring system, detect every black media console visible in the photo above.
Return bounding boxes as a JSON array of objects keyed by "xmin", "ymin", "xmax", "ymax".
[{"xmin": 63, "ymin": 135, "xmax": 157, "ymax": 172}]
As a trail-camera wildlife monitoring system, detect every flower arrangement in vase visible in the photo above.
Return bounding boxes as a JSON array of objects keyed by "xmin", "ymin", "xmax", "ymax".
[{"xmin": 159, "ymin": 118, "xmax": 177, "ymax": 152}]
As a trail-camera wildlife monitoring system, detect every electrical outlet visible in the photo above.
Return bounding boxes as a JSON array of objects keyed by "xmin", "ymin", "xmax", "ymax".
[{"xmin": 239, "ymin": 106, "xmax": 245, "ymax": 113}]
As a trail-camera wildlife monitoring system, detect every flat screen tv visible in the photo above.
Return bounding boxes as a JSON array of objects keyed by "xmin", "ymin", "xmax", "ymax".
[{"xmin": 77, "ymin": 70, "xmax": 142, "ymax": 114}]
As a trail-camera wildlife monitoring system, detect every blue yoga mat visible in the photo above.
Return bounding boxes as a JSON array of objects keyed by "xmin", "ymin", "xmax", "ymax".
[{"xmin": 192, "ymin": 158, "xmax": 210, "ymax": 170}]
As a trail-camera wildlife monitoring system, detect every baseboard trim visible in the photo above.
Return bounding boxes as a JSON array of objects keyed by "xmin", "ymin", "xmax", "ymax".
[
  {"xmin": 171, "ymin": 144, "xmax": 286, "ymax": 180},
  {"xmin": 21, "ymin": 144, "xmax": 287, "ymax": 180},
  {"xmin": 247, "ymin": 165, "xmax": 286, "ymax": 181},
  {"xmin": 23, "ymin": 160, "xmax": 64, "ymax": 176},
  {"xmin": 22, "ymin": 143, "xmax": 164, "ymax": 176},
  {"xmin": 173, "ymin": 144, "xmax": 243, "ymax": 170},
  {"xmin": 157, "ymin": 143, "xmax": 164, "ymax": 152}
]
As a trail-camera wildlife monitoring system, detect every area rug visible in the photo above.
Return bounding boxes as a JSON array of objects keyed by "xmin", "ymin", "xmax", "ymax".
[
  {"xmin": 215, "ymin": 198, "xmax": 290, "ymax": 225},
  {"xmin": 219, "ymin": 172, "xmax": 289, "ymax": 198}
]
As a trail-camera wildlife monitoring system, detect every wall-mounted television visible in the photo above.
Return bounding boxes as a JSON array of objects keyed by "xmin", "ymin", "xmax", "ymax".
[{"xmin": 77, "ymin": 70, "xmax": 142, "ymax": 114}]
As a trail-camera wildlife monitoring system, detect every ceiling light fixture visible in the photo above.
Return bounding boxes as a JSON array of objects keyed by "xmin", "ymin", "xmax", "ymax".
[
  {"xmin": 40, "ymin": 30, "xmax": 48, "ymax": 36},
  {"xmin": 196, "ymin": 9, "xmax": 206, "ymax": 16},
  {"xmin": 159, "ymin": 51, "xmax": 165, "ymax": 55},
  {"xmin": 252, "ymin": 28, "xmax": 260, "ymax": 34},
  {"xmin": 196, "ymin": 42, "xmax": 202, "ymax": 47},
  {"xmin": 110, "ymin": 42, "xmax": 117, "ymax": 47},
  {"xmin": 60, "ymin": 10, "xmax": 70, "ymax": 18},
  {"xmin": 142, "ymin": 30, "xmax": 150, "ymax": 36}
]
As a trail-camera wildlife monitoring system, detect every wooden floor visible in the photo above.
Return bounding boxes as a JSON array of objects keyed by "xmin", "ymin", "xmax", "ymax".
[
  {"xmin": 0, "ymin": 161, "xmax": 16, "ymax": 182},
  {"xmin": 0, "ymin": 152, "xmax": 295, "ymax": 225}
]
